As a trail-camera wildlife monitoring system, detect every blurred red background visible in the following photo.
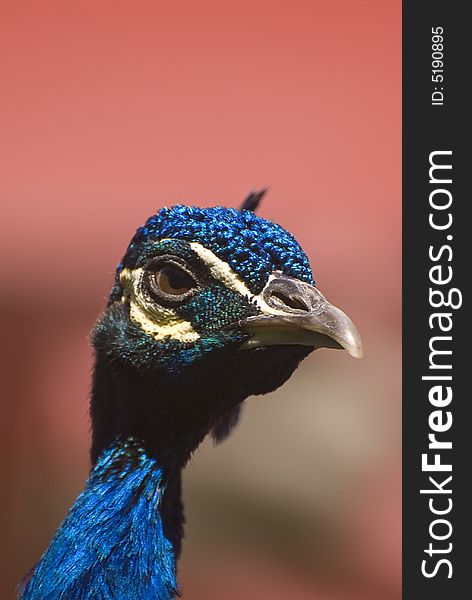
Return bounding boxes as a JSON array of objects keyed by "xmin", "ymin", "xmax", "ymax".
[{"xmin": 0, "ymin": 1, "xmax": 400, "ymax": 599}]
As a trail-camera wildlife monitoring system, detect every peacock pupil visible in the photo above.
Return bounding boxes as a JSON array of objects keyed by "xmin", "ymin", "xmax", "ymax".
[{"xmin": 153, "ymin": 265, "xmax": 194, "ymax": 296}]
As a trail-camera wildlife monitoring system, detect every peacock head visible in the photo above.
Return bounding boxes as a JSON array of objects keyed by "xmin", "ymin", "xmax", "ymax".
[{"xmin": 91, "ymin": 193, "xmax": 362, "ymax": 459}]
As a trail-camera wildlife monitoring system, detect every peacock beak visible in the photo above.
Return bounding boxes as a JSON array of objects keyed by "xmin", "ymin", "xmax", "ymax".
[{"xmin": 239, "ymin": 273, "xmax": 363, "ymax": 358}]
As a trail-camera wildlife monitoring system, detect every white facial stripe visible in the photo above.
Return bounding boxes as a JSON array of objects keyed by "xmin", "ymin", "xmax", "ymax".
[
  {"xmin": 129, "ymin": 302, "xmax": 200, "ymax": 342},
  {"xmin": 119, "ymin": 267, "xmax": 200, "ymax": 343},
  {"xmin": 189, "ymin": 242, "xmax": 253, "ymax": 299},
  {"xmin": 189, "ymin": 243, "xmax": 296, "ymax": 318}
]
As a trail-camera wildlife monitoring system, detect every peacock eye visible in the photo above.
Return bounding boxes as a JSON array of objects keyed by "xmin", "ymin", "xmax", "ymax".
[
  {"xmin": 154, "ymin": 266, "xmax": 194, "ymax": 295},
  {"xmin": 145, "ymin": 260, "xmax": 198, "ymax": 303}
]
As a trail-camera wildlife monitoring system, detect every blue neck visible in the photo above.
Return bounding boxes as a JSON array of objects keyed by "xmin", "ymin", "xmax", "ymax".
[{"xmin": 21, "ymin": 440, "xmax": 178, "ymax": 600}]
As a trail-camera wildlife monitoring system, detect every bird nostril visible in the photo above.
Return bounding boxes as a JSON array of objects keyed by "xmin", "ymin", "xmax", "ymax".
[{"xmin": 271, "ymin": 291, "xmax": 309, "ymax": 312}]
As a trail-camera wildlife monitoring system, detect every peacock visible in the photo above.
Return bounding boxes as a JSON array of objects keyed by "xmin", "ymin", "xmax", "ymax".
[{"xmin": 20, "ymin": 190, "xmax": 362, "ymax": 600}]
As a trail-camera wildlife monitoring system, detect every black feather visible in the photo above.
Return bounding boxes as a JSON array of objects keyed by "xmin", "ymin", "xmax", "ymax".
[
  {"xmin": 210, "ymin": 404, "xmax": 243, "ymax": 444},
  {"xmin": 239, "ymin": 187, "xmax": 268, "ymax": 212}
]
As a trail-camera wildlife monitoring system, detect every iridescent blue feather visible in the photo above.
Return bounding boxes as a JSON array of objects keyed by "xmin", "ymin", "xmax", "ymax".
[
  {"xmin": 21, "ymin": 441, "xmax": 177, "ymax": 600},
  {"xmin": 110, "ymin": 205, "xmax": 314, "ymax": 302}
]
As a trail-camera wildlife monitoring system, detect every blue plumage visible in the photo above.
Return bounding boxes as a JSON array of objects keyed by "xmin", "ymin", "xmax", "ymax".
[
  {"xmin": 21, "ymin": 440, "xmax": 177, "ymax": 600},
  {"xmin": 110, "ymin": 205, "xmax": 314, "ymax": 302},
  {"xmin": 21, "ymin": 193, "xmax": 361, "ymax": 599}
]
